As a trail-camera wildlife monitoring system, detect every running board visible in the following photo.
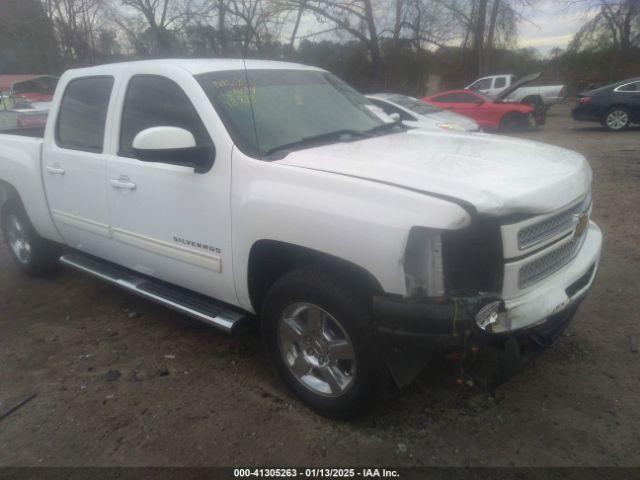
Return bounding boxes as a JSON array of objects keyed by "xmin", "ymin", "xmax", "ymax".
[{"xmin": 59, "ymin": 253, "xmax": 249, "ymax": 334}]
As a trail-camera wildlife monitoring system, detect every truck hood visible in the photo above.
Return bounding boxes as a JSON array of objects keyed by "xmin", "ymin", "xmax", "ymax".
[{"xmin": 274, "ymin": 130, "xmax": 591, "ymax": 217}]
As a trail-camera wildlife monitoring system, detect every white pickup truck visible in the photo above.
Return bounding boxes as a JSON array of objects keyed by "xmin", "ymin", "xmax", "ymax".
[
  {"xmin": 466, "ymin": 73, "xmax": 566, "ymax": 107},
  {"xmin": 0, "ymin": 60, "xmax": 601, "ymax": 419}
]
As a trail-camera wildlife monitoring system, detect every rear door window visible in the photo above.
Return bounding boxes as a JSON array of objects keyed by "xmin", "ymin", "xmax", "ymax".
[
  {"xmin": 56, "ymin": 76, "xmax": 114, "ymax": 152},
  {"xmin": 494, "ymin": 77, "xmax": 507, "ymax": 89},
  {"xmin": 617, "ymin": 81, "xmax": 639, "ymax": 92}
]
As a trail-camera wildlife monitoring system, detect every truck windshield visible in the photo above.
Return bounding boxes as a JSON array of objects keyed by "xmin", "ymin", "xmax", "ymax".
[{"xmin": 197, "ymin": 69, "xmax": 393, "ymax": 158}]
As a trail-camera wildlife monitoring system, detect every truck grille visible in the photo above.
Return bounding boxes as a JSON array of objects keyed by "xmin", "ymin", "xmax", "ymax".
[
  {"xmin": 517, "ymin": 193, "xmax": 591, "ymax": 250},
  {"xmin": 518, "ymin": 234, "xmax": 585, "ymax": 289}
]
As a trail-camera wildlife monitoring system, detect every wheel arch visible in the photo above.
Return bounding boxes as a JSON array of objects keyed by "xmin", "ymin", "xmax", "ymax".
[
  {"xmin": 0, "ymin": 180, "xmax": 20, "ymax": 210},
  {"xmin": 247, "ymin": 239, "xmax": 384, "ymax": 315},
  {"xmin": 499, "ymin": 110, "xmax": 527, "ymax": 130},
  {"xmin": 604, "ymin": 103, "xmax": 632, "ymax": 114}
]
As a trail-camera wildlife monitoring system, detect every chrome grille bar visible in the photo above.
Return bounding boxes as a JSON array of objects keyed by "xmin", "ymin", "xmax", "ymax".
[
  {"xmin": 518, "ymin": 233, "xmax": 586, "ymax": 289},
  {"xmin": 517, "ymin": 192, "xmax": 591, "ymax": 251}
]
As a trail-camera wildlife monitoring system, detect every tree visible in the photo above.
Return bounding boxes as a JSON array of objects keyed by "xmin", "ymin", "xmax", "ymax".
[
  {"xmin": 435, "ymin": 0, "xmax": 527, "ymax": 78},
  {"xmin": 288, "ymin": 0, "xmax": 306, "ymax": 46},
  {"xmin": 225, "ymin": 0, "xmax": 285, "ymax": 56},
  {"xmin": 0, "ymin": 0, "xmax": 59, "ymax": 73},
  {"xmin": 41, "ymin": 0, "xmax": 104, "ymax": 66},
  {"xmin": 117, "ymin": 0, "xmax": 215, "ymax": 55},
  {"xmin": 282, "ymin": 0, "xmax": 383, "ymax": 81},
  {"xmin": 569, "ymin": 0, "xmax": 639, "ymax": 53}
]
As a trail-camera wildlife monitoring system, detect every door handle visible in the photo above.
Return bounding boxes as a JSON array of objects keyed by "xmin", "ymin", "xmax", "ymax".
[
  {"xmin": 45, "ymin": 164, "xmax": 65, "ymax": 175},
  {"xmin": 110, "ymin": 176, "xmax": 137, "ymax": 191}
]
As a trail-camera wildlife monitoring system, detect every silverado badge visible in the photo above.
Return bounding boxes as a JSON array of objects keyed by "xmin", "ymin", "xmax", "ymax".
[{"xmin": 574, "ymin": 214, "xmax": 589, "ymax": 239}]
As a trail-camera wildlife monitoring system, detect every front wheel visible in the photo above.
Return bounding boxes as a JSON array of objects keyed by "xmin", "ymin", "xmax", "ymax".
[
  {"xmin": 261, "ymin": 268, "xmax": 383, "ymax": 419},
  {"xmin": 602, "ymin": 107, "xmax": 631, "ymax": 131},
  {"xmin": 499, "ymin": 112, "xmax": 528, "ymax": 132}
]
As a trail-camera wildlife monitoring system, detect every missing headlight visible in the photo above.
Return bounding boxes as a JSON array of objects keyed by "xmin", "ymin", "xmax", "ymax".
[
  {"xmin": 403, "ymin": 227, "xmax": 444, "ymax": 298},
  {"xmin": 441, "ymin": 219, "xmax": 503, "ymax": 296}
]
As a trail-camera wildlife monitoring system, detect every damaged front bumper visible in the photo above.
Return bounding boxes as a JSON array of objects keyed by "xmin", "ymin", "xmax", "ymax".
[{"xmin": 373, "ymin": 221, "xmax": 602, "ymax": 388}]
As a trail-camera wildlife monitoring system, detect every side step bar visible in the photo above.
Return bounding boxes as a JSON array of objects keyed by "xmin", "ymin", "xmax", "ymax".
[{"xmin": 60, "ymin": 253, "xmax": 249, "ymax": 334}]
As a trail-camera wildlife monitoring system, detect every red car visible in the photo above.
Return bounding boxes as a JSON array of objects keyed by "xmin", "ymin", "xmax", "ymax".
[
  {"xmin": 16, "ymin": 112, "xmax": 48, "ymax": 129},
  {"xmin": 422, "ymin": 90, "xmax": 540, "ymax": 131}
]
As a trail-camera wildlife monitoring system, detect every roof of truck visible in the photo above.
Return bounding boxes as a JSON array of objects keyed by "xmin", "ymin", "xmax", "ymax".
[{"xmin": 65, "ymin": 59, "xmax": 323, "ymax": 77}]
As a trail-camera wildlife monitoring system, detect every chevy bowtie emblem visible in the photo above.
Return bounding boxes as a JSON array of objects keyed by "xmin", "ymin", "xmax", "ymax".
[{"xmin": 574, "ymin": 213, "xmax": 589, "ymax": 238}]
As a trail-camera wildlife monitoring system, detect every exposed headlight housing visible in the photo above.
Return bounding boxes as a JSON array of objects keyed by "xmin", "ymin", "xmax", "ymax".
[{"xmin": 403, "ymin": 228, "xmax": 445, "ymax": 298}]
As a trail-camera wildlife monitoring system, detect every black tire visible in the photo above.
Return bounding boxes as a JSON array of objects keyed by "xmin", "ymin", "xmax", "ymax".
[
  {"xmin": 500, "ymin": 112, "xmax": 528, "ymax": 132},
  {"xmin": 602, "ymin": 106, "xmax": 631, "ymax": 131},
  {"xmin": 261, "ymin": 267, "xmax": 384, "ymax": 419},
  {"xmin": 1, "ymin": 199, "xmax": 61, "ymax": 276}
]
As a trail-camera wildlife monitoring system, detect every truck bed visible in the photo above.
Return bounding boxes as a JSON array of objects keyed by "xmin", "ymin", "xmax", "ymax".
[
  {"xmin": 0, "ymin": 126, "xmax": 45, "ymax": 138},
  {"xmin": 0, "ymin": 132, "xmax": 61, "ymax": 242}
]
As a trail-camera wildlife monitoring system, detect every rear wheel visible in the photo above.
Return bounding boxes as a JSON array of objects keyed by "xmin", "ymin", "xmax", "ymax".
[
  {"xmin": 500, "ymin": 112, "xmax": 528, "ymax": 132},
  {"xmin": 1, "ymin": 199, "xmax": 61, "ymax": 276},
  {"xmin": 602, "ymin": 107, "xmax": 631, "ymax": 131},
  {"xmin": 261, "ymin": 267, "xmax": 383, "ymax": 419}
]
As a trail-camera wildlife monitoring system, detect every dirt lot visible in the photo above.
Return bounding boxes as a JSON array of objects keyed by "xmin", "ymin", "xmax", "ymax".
[{"xmin": 1, "ymin": 103, "xmax": 639, "ymax": 467}]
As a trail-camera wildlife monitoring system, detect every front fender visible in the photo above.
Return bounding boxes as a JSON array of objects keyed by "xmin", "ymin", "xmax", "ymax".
[{"xmin": 231, "ymin": 152, "xmax": 470, "ymax": 312}]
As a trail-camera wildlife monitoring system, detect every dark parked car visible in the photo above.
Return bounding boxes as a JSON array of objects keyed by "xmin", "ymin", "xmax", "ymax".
[{"xmin": 572, "ymin": 77, "xmax": 640, "ymax": 131}]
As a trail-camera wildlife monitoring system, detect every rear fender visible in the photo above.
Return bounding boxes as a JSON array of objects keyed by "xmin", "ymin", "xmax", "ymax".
[{"xmin": 0, "ymin": 136, "xmax": 63, "ymax": 242}]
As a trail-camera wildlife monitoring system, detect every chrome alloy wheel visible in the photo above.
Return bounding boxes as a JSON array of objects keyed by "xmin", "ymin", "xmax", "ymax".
[
  {"xmin": 277, "ymin": 302, "xmax": 356, "ymax": 397},
  {"xmin": 6, "ymin": 214, "xmax": 31, "ymax": 265},
  {"xmin": 606, "ymin": 110, "xmax": 629, "ymax": 130}
]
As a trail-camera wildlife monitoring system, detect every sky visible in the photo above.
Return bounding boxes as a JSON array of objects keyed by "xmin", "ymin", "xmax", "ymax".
[{"xmin": 517, "ymin": 0, "xmax": 594, "ymax": 54}]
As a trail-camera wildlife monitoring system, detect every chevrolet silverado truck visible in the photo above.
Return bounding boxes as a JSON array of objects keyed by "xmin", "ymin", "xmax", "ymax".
[
  {"xmin": 466, "ymin": 73, "xmax": 566, "ymax": 108},
  {"xmin": 0, "ymin": 60, "xmax": 602, "ymax": 419}
]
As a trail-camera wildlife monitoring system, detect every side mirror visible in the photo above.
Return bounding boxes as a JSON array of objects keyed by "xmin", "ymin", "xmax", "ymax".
[
  {"xmin": 132, "ymin": 126, "xmax": 214, "ymax": 174},
  {"xmin": 389, "ymin": 112, "xmax": 402, "ymax": 122},
  {"xmin": 475, "ymin": 99, "xmax": 485, "ymax": 106}
]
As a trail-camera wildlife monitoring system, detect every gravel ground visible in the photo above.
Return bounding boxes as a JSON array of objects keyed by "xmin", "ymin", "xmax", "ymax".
[{"xmin": 0, "ymin": 103, "xmax": 639, "ymax": 467}]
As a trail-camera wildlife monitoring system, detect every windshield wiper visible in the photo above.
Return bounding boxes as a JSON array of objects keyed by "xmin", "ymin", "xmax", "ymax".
[{"xmin": 264, "ymin": 129, "xmax": 369, "ymax": 156}]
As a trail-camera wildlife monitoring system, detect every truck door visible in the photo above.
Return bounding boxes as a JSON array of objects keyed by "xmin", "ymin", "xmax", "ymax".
[
  {"xmin": 105, "ymin": 73, "xmax": 237, "ymax": 305},
  {"xmin": 42, "ymin": 76, "xmax": 115, "ymax": 258}
]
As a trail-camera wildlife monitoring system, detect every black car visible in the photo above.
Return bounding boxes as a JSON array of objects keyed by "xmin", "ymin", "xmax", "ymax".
[{"xmin": 572, "ymin": 77, "xmax": 640, "ymax": 131}]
